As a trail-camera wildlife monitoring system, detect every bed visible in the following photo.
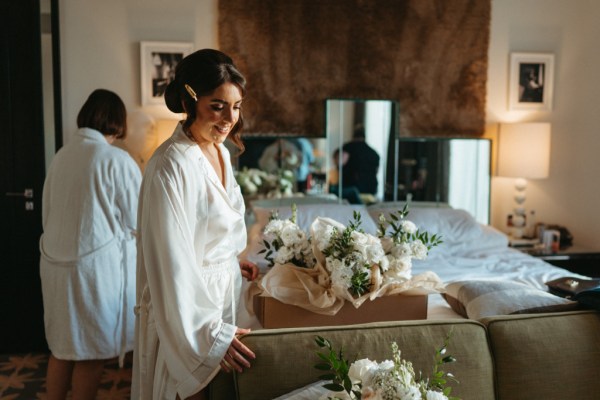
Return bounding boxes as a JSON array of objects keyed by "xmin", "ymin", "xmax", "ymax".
[{"xmin": 238, "ymin": 199, "xmax": 586, "ymax": 326}]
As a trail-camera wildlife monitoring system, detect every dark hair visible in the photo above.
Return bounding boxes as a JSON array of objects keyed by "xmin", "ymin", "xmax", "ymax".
[
  {"xmin": 353, "ymin": 124, "xmax": 366, "ymax": 140},
  {"xmin": 77, "ymin": 89, "xmax": 127, "ymax": 139},
  {"xmin": 164, "ymin": 49, "xmax": 247, "ymax": 151}
]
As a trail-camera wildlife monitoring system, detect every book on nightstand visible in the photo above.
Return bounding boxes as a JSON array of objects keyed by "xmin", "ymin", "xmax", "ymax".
[{"xmin": 509, "ymin": 237, "xmax": 540, "ymax": 248}]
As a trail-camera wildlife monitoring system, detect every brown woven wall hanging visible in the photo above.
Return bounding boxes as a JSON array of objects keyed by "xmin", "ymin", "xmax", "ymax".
[{"xmin": 218, "ymin": 0, "xmax": 490, "ymax": 137}]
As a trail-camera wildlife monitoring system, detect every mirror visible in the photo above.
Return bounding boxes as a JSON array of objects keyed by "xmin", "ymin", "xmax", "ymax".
[
  {"xmin": 397, "ymin": 138, "xmax": 491, "ymax": 224},
  {"xmin": 325, "ymin": 99, "xmax": 399, "ymax": 204},
  {"xmin": 233, "ymin": 135, "xmax": 328, "ymax": 199},
  {"xmin": 325, "ymin": 99, "xmax": 491, "ymax": 224}
]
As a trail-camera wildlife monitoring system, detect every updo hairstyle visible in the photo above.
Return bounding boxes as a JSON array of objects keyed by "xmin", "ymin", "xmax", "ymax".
[{"xmin": 164, "ymin": 49, "xmax": 247, "ymax": 151}]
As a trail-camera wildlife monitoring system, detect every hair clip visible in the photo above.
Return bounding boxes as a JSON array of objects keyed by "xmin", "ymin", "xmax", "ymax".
[{"xmin": 184, "ymin": 84, "xmax": 198, "ymax": 101}]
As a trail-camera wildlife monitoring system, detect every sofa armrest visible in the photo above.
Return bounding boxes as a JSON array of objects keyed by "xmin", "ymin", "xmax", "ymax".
[{"xmin": 482, "ymin": 310, "xmax": 600, "ymax": 400}]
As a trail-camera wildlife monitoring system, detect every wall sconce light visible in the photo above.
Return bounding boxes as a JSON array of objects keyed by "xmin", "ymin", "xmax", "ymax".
[{"xmin": 497, "ymin": 122, "xmax": 551, "ymax": 238}]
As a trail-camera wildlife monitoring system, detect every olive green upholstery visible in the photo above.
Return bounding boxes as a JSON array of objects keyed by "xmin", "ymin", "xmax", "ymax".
[{"xmin": 209, "ymin": 310, "xmax": 600, "ymax": 400}]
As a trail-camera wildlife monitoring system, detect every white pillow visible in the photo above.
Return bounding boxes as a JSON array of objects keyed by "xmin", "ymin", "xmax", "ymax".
[
  {"xmin": 368, "ymin": 204, "xmax": 482, "ymax": 244},
  {"xmin": 253, "ymin": 203, "xmax": 379, "ymax": 235},
  {"xmin": 442, "ymin": 280, "xmax": 578, "ymax": 320}
]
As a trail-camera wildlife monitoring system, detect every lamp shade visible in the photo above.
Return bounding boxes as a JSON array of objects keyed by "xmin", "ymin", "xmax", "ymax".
[{"xmin": 497, "ymin": 123, "xmax": 551, "ymax": 179}]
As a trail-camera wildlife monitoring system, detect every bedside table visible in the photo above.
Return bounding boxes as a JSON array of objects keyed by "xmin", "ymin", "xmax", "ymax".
[{"xmin": 520, "ymin": 245, "xmax": 600, "ymax": 277}]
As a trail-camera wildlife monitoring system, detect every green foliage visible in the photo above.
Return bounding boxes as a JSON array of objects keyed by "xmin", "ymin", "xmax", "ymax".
[
  {"xmin": 376, "ymin": 204, "xmax": 444, "ymax": 250},
  {"xmin": 315, "ymin": 331, "xmax": 460, "ymax": 400},
  {"xmin": 320, "ymin": 212, "xmax": 372, "ymax": 297},
  {"xmin": 425, "ymin": 329, "xmax": 460, "ymax": 400},
  {"xmin": 314, "ymin": 336, "xmax": 362, "ymax": 399}
]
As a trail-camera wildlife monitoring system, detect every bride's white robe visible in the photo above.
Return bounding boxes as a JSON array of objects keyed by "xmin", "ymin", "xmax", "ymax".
[{"xmin": 132, "ymin": 124, "xmax": 247, "ymax": 399}]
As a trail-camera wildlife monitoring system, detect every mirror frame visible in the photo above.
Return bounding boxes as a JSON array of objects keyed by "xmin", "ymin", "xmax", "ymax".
[{"xmin": 325, "ymin": 98, "xmax": 401, "ymax": 203}]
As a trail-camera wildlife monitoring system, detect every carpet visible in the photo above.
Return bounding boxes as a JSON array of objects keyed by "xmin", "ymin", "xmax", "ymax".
[{"xmin": 0, "ymin": 353, "xmax": 132, "ymax": 400}]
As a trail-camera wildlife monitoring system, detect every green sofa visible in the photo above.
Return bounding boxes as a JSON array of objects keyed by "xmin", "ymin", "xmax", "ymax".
[{"xmin": 208, "ymin": 310, "xmax": 600, "ymax": 400}]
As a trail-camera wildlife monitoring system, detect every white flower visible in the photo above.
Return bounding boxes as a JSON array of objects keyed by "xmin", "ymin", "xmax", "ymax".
[
  {"xmin": 400, "ymin": 220, "xmax": 417, "ymax": 234},
  {"xmin": 274, "ymin": 246, "xmax": 294, "ymax": 265},
  {"xmin": 350, "ymin": 230, "xmax": 369, "ymax": 246},
  {"xmin": 426, "ymin": 390, "xmax": 449, "ymax": 400},
  {"xmin": 395, "ymin": 384, "xmax": 422, "ymax": 400},
  {"xmin": 410, "ymin": 240, "xmax": 428, "ymax": 260},
  {"xmin": 314, "ymin": 225, "xmax": 336, "ymax": 251},
  {"xmin": 280, "ymin": 223, "xmax": 305, "ymax": 247},
  {"xmin": 348, "ymin": 358, "xmax": 378, "ymax": 386},
  {"xmin": 391, "ymin": 242, "xmax": 412, "ymax": 258},
  {"xmin": 364, "ymin": 243, "xmax": 385, "ymax": 265}
]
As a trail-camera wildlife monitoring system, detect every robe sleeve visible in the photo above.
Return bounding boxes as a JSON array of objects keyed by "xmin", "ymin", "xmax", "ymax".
[
  {"xmin": 114, "ymin": 158, "xmax": 142, "ymax": 237},
  {"xmin": 140, "ymin": 165, "xmax": 236, "ymax": 398}
]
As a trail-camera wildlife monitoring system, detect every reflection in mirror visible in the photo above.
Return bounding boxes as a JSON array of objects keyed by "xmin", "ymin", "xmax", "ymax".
[
  {"xmin": 233, "ymin": 135, "xmax": 328, "ymax": 201},
  {"xmin": 325, "ymin": 99, "xmax": 399, "ymax": 204},
  {"xmin": 397, "ymin": 138, "xmax": 491, "ymax": 224}
]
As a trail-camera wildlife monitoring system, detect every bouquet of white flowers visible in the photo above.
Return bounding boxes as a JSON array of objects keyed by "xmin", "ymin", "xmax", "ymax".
[
  {"xmin": 314, "ymin": 333, "xmax": 459, "ymax": 400},
  {"xmin": 234, "ymin": 167, "xmax": 294, "ymax": 197},
  {"xmin": 254, "ymin": 204, "xmax": 445, "ymax": 315},
  {"xmin": 313, "ymin": 212, "xmax": 387, "ymax": 297},
  {"xmin": 376, "ymin": 204, "xmax": 442, "ymax": 285},
  {"xmin": 311, "ymin": 208, "xmax": 442, "ymax": 301},
  {"xmin": 259, "ymin": 204, "xmax": 316, "ymax": 268}
]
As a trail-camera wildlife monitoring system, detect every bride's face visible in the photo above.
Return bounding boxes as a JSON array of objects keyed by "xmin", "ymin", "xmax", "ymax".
[{"xmin": 189, "ymin": 82, "xmax": 243, "ymax": 145}]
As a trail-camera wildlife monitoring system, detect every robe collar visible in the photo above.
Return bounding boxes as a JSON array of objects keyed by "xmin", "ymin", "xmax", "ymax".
[
  {"xmin": 172, "ymin": 123, "xmax": 243, "ymax": 215},
  {"xmin": 77, "ymin": 127, "xmax": 111, "ymax": 144}
]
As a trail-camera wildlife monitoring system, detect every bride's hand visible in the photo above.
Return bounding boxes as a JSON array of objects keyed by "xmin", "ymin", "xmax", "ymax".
[
  {"xmin": 219, "ymin": 327, "xmax": 256, "ymax": 373},
  {"xmin": 239, "ymin": 260, "xmax": 259, "ymax": 281}
]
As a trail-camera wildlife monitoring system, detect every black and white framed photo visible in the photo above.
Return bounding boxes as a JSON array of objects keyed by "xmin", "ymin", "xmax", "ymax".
[
  {"xmin": 508, "ymin": 52, "xmax": 555, "ymax": 111},
  {"xmin": 140, "ymin": 41, "xmax": 193, "ymax": 106}
]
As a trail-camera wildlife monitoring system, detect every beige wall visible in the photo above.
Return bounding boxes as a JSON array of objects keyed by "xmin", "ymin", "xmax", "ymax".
[
  {"xmin": 60, "ymin": 0, "xmax": 218, "ymax": 140},
  {"xmin": 487, "ymin": 0, "xmax": 600, "ymax": 247},
  {"xmin": 59, "ymin": 0, "xmax": 600, "ymax": 247}
]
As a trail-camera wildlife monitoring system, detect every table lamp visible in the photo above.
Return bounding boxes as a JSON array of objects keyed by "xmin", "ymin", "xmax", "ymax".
[{"xmin": 497, "ymin": 122, "xmax": 551, "ymax": 239}]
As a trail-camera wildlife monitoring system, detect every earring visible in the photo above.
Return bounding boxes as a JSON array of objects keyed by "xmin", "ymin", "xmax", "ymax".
[{"xmin": 184, "ymin": 84, "xmax": 197, "ymax": 101}]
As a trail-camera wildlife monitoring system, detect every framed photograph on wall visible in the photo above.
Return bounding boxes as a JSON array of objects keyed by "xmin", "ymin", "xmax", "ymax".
[
  {"xmin": 508, "ymin": 52, "xmax": 555, "ymax": 111},
  {"xmin": 140, "ymin": 41, "xmax": 193, "ymax": 106}
]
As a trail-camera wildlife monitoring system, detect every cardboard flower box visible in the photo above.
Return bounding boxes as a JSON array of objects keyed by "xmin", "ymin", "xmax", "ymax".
[{"xmin": 253, "ymin": 294, "xmax": 428, "ymax": 329}]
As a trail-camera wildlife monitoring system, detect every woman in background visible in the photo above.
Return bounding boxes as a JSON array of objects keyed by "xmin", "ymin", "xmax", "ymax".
[
  {"xmin": 40, "ymin": 89, "xmax": 141, "ymax": 399},
  {"xmin": 132, "ymin": 49, "xmax": 258, "ymax": 400}
]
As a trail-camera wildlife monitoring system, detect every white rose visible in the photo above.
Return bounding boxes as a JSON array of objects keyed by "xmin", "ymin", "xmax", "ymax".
[
  {"xmin": 314, "ymin": 225, "xmax": 336, "ymax": 251},
  {"xmin": 396, "ymin": 384, "xmax": 422, "ymax": 400},
  {"xmin": 391, "ymin": 242, "xmax": 411, "ymax": 258},
  {"xmin": 426, "ymin": 390, "xmax": 449, "ymax": 400},
  {"xmin": 410, "ymin": 240, "xmax": 428, "ymax": 260},
  {"xmin": 384, "ymin": 258, "xmax": 412, "ymax": 282},
  {"xmin": 351, "ymin": 230, "xmax": 369, "ymax": 246},
  {"xmin": 280, "ymin": 225, "xmax": 305, "ymax": 247},
  {"xmin": 326, "ymin": 257, "xmax": 344, "ymax": 273},
  {"xmin": 377, "ymin": 360, "xmax": 395, "ymax": 372},
  {"xmin": 401, "ymin": 220, "xmax": 417, "ymax": 234},
  {"xmin": 348, "ymin": 358, "xmax": 378, "ymax": 386},
  {"xmin": 274, "ymin": 246, "xmax": 294, "ymax": 264},
  {"xmin": 364, "ymin": 243, "xmax": 385, "ymax": 264},
  {"xmin": 264, "ymin": 219, "xmax": 284, "ymax": 234}
]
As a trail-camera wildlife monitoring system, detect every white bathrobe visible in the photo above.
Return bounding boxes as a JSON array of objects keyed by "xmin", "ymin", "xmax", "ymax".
[
  {"xmin": 132, "ymin": 124, "xmax": 247, "ymax": 399},
  {"xmin": 39, "ymin": 127, "xmax": 141, "ymax": 362}
]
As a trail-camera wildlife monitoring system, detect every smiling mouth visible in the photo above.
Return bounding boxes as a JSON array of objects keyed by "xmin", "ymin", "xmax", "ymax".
[{"xmin": 214, "ymin": 125, "xmax": 231, "ymax": 135}]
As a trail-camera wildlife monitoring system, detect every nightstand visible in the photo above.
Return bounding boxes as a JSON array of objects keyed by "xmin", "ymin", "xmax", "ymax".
[{"xmin": 520, "ymin": 245, "xmax": 600, "ymax": 277}]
